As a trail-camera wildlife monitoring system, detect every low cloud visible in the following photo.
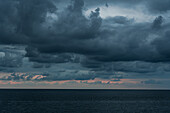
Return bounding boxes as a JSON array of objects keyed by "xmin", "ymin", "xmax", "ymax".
[{"xmin": 141, "ymin": 79, "xmax": 162, "ymax": 84}]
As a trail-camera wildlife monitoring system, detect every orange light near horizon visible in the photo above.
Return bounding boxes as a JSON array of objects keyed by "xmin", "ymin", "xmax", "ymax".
[{"xmin": 0, "ymin": 78, "xmax": 140, "ymax": 85}]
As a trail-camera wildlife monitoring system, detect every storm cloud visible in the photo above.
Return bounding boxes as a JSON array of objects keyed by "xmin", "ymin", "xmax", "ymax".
[{"xmin": 1, "ymin": 0, "xmax": 170, "ymax": 84}]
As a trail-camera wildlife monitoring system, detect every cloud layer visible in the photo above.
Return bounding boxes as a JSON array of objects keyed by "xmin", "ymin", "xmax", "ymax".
[{"xmin": 0, "ymin": 0, "xmax": 170, "ymax": 86}]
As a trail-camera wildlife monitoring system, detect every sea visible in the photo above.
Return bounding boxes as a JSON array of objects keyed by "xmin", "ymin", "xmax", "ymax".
[{"xmin": 0, "ymin": 89, "xmax": 170, "ymax": 113}]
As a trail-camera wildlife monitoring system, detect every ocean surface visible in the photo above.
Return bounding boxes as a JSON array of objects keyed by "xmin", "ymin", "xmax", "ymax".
[{"xmin": 0, "ymin": 89, "xmax": 170, "ymax": 113}]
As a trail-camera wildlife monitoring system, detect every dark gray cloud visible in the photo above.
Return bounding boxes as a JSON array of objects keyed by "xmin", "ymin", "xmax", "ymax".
[
  {"xmin": 146, "ymin": 0, "xmax": 170, "ymax": 13},
  {"xmin": 0, "ymin": 0, "xmax": 56, "ymax": 44},
  {"xmin": 152, "ymin": 16, "xmax": 164, "ymax": 29},
  {"xmin": 1, "ymin": 0, "xmax": 170, "ymax": 82},
  {"xmin": 1, "ymin": 0, "xmax": 170, "ymax": 63},
  {"xmin": 141, "ymin": 79, "xmax": 162, "ymax": 84},
  {"xmin": 104, "ymin": 16, "xmax": 134, "ymax": 25},
  {"xmin": 80, "ymin": 58, "xmax": 103, "ymax": 69},
  {"xmin": 25, "ymin": 47, "xmax": 72, "ymax": 63},
  {"xmin": 152, "ymin": 30, "xmax": 170, "ymax": 59},
  {"xmin": 0, "ymin": 50, "xmax": 23, "ymax": 68},
  {"xmin": 32, "ymin": 63, "xmax": 51, "ymax": 68},
  {"xmin": 86, "ymin": 0, "xmax": 170, "ymax": 13},
  {"xmin": 110, "ymin": 62, "xmax": 158, "ymax": 73}
]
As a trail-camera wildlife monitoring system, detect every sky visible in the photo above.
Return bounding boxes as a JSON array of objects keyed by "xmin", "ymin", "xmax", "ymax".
[{"xmin": 0, "ymin": 0, "xmax": 170, "ymax": 89}]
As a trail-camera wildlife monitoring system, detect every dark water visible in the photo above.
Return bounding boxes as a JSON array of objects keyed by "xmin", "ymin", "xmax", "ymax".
[{"xmin": 0, "ymin": 89, "xmax": 170, "ymax": 113}]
